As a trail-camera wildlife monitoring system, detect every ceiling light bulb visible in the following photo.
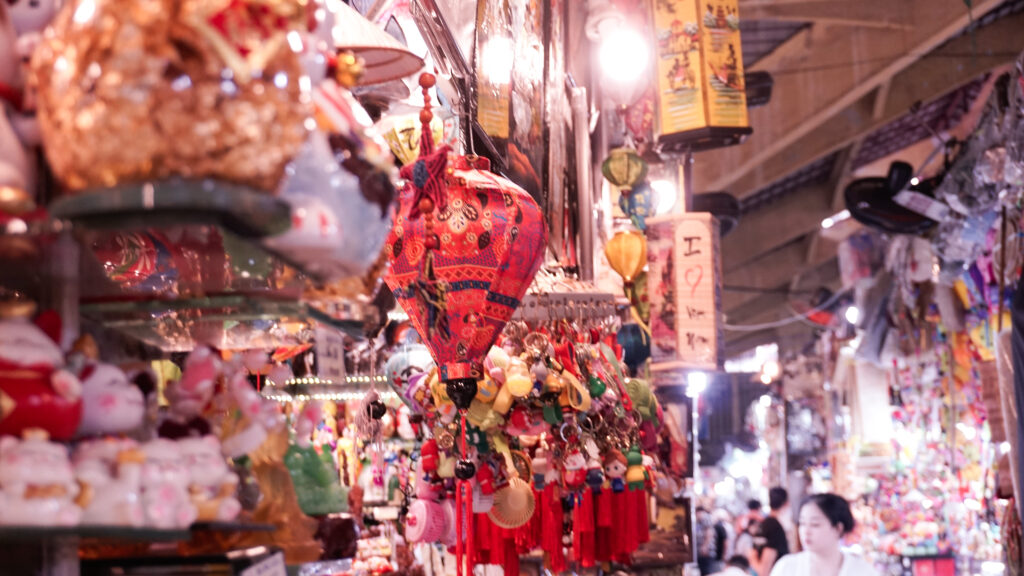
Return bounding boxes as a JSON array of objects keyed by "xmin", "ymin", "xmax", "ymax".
[
  {"xmin": 599, "ymin": 28, "xmax": 650, "ymax": 84},
  {"xmin": 650, "ymin": 179, "xmax": 678, "ymax": 215},
  {"xmin": 844, "ymin": 306, "xmax": 860, "ymax": 325},
  {"xmin": 686, "ymin": 371, "xmax": 708, "ymax": 398}
]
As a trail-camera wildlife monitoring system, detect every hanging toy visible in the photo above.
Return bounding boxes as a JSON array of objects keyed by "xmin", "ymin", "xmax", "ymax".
[
  {"xmin": 561, "ymin": 447, "xmax": 587, "ymax": 491},
  {"xmin": 625, "ymin": 447, "xmax": 647, "ymax": 491},
  {"xmin": 605, "ymin": 449, "xmax": 628, "ymax": 493}
]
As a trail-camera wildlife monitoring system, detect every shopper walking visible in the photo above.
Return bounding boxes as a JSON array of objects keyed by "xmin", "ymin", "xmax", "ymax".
[
  {"xmin": 696, "ymin": 506, "xmax": 721, "ymax": 575},
  {"xmin": 769, "ymin": 493, "xmax": 879, "ymax": 576},
  {"xmin": 735, "ymin": 499, "xmax": 762, "ymax": 557},
  {"xmin": 750, "ymin": 488, "xmax": 790, "ymax": 576}
]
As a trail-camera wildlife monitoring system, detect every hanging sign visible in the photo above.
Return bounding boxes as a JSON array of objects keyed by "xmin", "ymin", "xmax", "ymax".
[
  {"xmin": 647, "ymin": 212, "xmax": 722, "ymax": 372},
  {"xmin": 316, "ymin": 326, "xmax": 346, "ymax": 384}
]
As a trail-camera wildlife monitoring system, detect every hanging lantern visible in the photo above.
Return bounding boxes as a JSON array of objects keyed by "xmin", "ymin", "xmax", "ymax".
[
  {"xmin": 379, "ymin": 113, "xmax": 447, "ymax": 166},
  {"xmin": 385, "ymin": 73, "xmax": 546, "ymax": 576},
  {"xmin": 602, "ymin": 148, "xmax": 648, "ymax": 189},
  {"xmin": 385, "ymin": 74, "xmax": 546, "ymax": 391},
  {"xmin": 619, "ymin": 180, "xmax": 654, "ymax": 231},
  {"xmin": 605, "ymin": 230, "xmax": 647, "ymax": 284},
  {"xmin": 650, "ymin": 0, "xmax": 752, "ymax": 152},
  {"xmin": 618, "ymin": 323, "xmax": 651, "ymax": 373},
  {"xmin": 383, "ymin": 343, "xmax": 435, "ymax": 409}
]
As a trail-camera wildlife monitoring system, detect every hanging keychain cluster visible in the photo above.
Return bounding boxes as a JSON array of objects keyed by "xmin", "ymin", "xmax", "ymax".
[
  {"xmin": 392, "ymin": 318, "xmax": 658, "ymax": 575},
  {"xmin": 384, "ymin": 74, "xmax": 655, "ymax": 574}
]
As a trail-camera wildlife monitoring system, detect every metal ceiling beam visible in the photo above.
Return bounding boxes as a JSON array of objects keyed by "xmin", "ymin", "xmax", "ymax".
[
  {"xmin": 723, "ymin": 183, "xmax": 832, "ymax": 274},
  {"xmin": 692, "ymin": 0, "xmax": 1008, "ymax": 197},
  {"xmin": 741, "ymin": 2, "xmax": 911, "ymax": 29},
  {"xmin": 724, "ymin": 242, "xmax": 838, "ymax": 313},
  {"xmin": 724, "ymin": 259, "xmax": 841, "ymax": 355}
]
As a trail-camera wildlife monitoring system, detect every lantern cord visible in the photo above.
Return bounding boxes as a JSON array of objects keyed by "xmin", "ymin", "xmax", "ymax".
[
  {"xmin": 723, "ymin": 288, "xmax": 848, "ymax": 332},
  {"xmin": 455, "ymin": 414, "xmax": 473, "ymax": 576}
]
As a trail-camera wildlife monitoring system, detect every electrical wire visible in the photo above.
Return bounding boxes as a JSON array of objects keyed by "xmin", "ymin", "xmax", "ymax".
[{"xmin": 723, "ymin": 288, "xmax": 849, "ymax": 332}]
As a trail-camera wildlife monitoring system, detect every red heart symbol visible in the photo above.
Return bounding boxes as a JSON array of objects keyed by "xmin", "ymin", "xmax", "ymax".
[{"xmin": 684, "ymin": 266, "xmax": 703, "ymax": 297}]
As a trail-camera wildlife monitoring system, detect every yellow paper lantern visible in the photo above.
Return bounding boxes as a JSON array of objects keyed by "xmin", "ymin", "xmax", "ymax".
[
  {"xmin": 605, "ymin": 230, "xmax": 648, "ymax": 283},
  {"xmin": 380, "ymin": 114, "xmax": 445, "ymax": 166}
]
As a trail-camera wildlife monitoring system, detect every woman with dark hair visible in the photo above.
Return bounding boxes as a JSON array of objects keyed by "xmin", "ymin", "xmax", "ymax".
[{"xmin": 769, "ymin": 494, "xmax": 878, "ymax": 576}]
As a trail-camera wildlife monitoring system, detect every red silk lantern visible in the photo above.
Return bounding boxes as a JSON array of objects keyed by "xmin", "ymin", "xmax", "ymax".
[
  {"xmin": 384, "ymin": 75, "xmax": 546, "ymax": 394},
  {"xmin": 385, "ymin": 72, "xmax": 546, "ymax": 576}
]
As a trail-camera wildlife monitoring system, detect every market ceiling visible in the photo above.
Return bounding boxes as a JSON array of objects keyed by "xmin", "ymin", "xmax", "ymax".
[{"xmin": 718, "ymin": 0, "xmax": 1024, "ymax": 355}]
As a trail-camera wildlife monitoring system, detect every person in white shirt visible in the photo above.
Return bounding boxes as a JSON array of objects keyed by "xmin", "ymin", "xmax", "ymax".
[{"xmin": 769, "ymin": 493, "xmax": 879, "ymax": 576}]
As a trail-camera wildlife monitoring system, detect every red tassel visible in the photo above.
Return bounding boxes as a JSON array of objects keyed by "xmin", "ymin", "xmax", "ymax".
[
  {"xmin": 456, "ymin": 482, "xmax": 463, "ymax": 576},
  {"xmin": 637, "ymin": 490, "xmax": 650, "ymax": 545},
  {"xmin": 596, "ymin": 489, "xmax": 613, "ymax": 527}
]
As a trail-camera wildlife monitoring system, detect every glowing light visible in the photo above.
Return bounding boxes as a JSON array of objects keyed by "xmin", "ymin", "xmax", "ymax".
[
  {"xmin": 480, "ymin": 37, "xmax": 514, "ymax": 85},
  {"xmin": 957, "ymin": 422, "xmax": 977, "ymax": 440},
  {"xmin": 910, "ymin": 177, "xmax": 920, "ymax": 186},
  {"xmin": 598, "ymin": 28, "xmax": 650, "ymax": 84},
  {"xmin": 73, "ymin": 0, "xmax": 96, "ymax": 23},
  {"xmin": 686, "ymin": 371, "xmax": 708, "ymax": 398},
  {"xmin": 650, "ymin": 179, "xmax": 677, "ymax": 215},
  {"xmin": 1001, "ymin": 442, "xmax": 1011, "ymax": 455},
  {"xmin": 844, "ymin": 306, "xmax": 860, "ymax": 325},
  {"xmin": 820, "ymin": 209, "xmax": 850, "ymax": 230},
  {"xmin": 762, "ymin": 360, "xmax": 780, "ymax": 379},
  {"xmin": 759, "ymin": 373, "xmax": 772, "ymax": 385},
  {"xmin": 759, "ymin": 395, "xmax": 772, "ymax": 408}
]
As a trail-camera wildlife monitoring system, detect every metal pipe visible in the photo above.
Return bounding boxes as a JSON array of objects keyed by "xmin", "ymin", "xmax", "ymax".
[{"xmin": 572, "ymin": 87, "xmax": 594, "ymax": 281}]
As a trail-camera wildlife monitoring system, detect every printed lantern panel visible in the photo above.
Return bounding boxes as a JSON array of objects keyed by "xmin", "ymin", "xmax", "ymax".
[{"xmin": 385, "ymin": 155, "xmax": 546, "ymax": 382}]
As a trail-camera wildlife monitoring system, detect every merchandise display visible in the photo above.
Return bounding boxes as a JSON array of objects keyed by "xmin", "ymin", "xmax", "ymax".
[{"xmin": 1, "ymin": 0, "xmax": 1017, "ymax": 574}]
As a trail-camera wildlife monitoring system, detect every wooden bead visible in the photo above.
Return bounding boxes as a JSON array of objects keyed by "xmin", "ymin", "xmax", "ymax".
[
  {"xmin": 419, "ymin": 72, "xmax": 436, "ymax": 89},
  {"xmin": 420, "ymin": 109, "xmax": 434, "ymax": 124},
  {"xmin": 419, "ymin": 198, "xmax": 435, "ymax": 213}
]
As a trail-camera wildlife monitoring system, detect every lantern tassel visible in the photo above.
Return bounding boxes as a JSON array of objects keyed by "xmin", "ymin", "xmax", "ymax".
[{"xmin": 455, "ymin": 413, "xmax": 474, "ymax": 576}]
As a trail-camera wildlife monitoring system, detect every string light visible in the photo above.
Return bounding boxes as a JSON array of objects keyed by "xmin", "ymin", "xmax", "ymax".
[
  {"xmin": 262, "ymin": 390, "xmax": 398, "ymax": 404},
  {"xmin": 266, "ymin": 375, "xmax": 390, "ymax": 387}
]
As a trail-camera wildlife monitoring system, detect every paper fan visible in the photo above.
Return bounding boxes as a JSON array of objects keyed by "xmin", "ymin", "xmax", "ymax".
[{"xmin": 488, "ymin": 477, "xmax": 535, "ymax": 529}]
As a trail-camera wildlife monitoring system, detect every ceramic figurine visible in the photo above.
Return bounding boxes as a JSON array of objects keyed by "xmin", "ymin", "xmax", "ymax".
[
  {"xmin": 140, "ymin": 438, "xmax": 198, "ymax": 528},
  {"xmin": 293, "ymin": 402, "xmax": 322, "ymax": 448},
  {"xmin": 265, "ymin": 1, "xmax": 395, "ymax": 281},
  {"xmin": 158, "ymin": 347, "xmax": 218, "ymax": 439},
  {"xmin": 285, "ymin": 442, "xmax": 348, "ymax": 516},
  {"xmin": 0, "ymin": 0, "xmax": 59, "ymax": 213},
  {"xmin": 74, "ymin": 438, "xmax": 145, "ymax": 526},
  {"xmin": 220, "ymin": 364, "xmax": 281, "ymax": 458},
  {"xmin": 179, "ymin": 435, "xmax": 241, "ymax": 522},
  {"xmin": 605, "ymin": 449, "xmax": 628, "ymax": 493},
  {"xmin": 0, "ymin": 314, "xmax": 82, "ymax": 440},
  {"xmin": 76, "ymin": 362, "xmax": 146, "ymax": 437},
  {"xmin": 0, "ymin": 430, "xmax": 82, "ymax": 525}
]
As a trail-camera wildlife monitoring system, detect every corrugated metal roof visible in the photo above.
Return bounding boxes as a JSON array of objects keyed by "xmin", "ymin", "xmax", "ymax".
[
  {"xmin": 852, "ymin": 76, "xmax": 986, "ymax": 169},
  {"xmin": 739, "ymin": 152, "xmax": 839, "ymax": 215},
  {"xmin": 740, "ymin": 19, "xmax": 809, "ymax": 68}
]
